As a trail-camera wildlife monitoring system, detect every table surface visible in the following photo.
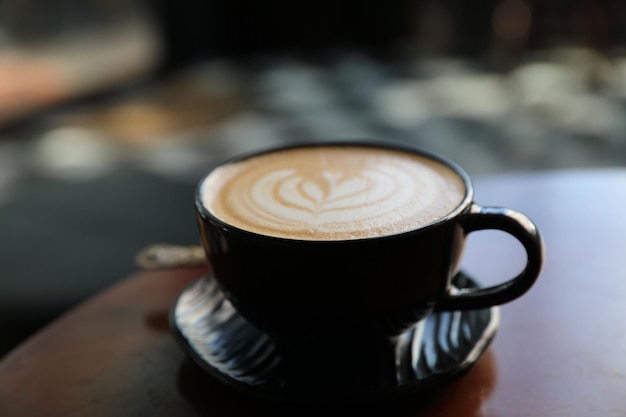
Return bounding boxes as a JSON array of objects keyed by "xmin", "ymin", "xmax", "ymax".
[{"xmin": 1, "ymin": 168, "xmax": 625, "ymax": 417}]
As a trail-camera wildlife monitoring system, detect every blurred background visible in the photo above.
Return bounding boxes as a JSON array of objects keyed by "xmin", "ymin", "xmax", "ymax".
[{"xmin": 1, "ymin": 0, "xmax": 626, "ymax": 357}]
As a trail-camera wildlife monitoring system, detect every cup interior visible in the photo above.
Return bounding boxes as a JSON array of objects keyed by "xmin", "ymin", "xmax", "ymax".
[{"xmin": 195, "ymin": 140, "xmax": 474, "ymax": 242}]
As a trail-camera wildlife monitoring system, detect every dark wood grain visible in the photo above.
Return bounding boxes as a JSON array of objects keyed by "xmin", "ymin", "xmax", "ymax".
[{"xmin": 1, "ymin": 168, "xmax": 625, "ymax": 416}]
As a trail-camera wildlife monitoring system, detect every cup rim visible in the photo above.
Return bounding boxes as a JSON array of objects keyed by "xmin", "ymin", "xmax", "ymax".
[{"xmin": 195, "ymin": 139, "xmax": 475, "ymax": 243}]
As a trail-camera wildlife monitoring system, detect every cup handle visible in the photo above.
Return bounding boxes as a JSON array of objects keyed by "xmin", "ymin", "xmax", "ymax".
[{"xmin": 436, "ymin": 203, "xmax": 544, "ymax": 311}]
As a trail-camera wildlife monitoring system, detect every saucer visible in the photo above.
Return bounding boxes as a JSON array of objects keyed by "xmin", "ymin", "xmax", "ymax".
[{"xmin": 170, "ymin": 272, "xmax": 499, "ymax": 404}]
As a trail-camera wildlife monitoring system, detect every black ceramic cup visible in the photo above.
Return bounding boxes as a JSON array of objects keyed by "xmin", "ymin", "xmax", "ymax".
[{"xmin": 194, "ymin": 141, "xmax": 544, "ymax": 347}]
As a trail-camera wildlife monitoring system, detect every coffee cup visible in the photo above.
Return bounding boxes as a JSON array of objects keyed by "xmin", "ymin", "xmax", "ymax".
[{"xmin": 194, "ymin": 140, "xmax": 544, "ymax": 347}]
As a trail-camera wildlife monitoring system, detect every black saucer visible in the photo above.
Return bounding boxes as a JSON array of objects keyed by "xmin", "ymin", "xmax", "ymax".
[{"xmin": 170, "ymin": 272, "xmax": 499, "ymax": 404}]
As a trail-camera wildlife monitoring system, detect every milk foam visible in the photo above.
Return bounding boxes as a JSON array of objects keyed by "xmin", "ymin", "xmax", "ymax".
[{"xmin": 201, "ymin": 146, "xmax": 466, "ymax": 240}]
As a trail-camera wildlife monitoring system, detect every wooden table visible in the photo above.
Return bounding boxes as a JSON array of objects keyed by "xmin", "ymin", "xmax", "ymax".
[{"xmin": 1, "ymin": 168, "xmax": 625, "ymax": 417}]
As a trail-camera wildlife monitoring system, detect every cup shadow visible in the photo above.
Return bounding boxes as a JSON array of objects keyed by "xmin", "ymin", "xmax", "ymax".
[{"xmin": 177, "ymin": 348, "xmax": 497, "ymax": 416}]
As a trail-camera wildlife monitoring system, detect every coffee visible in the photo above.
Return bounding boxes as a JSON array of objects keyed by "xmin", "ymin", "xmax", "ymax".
[
  {"xmin": 200, "ymin": 145, "xmax": 466, "ymax": 240},
  {"xmin": 194, "ymin": 141, "xmax": 543, "ymax": 349}
]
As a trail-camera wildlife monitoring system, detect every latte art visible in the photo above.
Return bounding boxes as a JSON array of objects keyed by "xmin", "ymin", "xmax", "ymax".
[
  {"xmin": 247, "ymin": 165, "xmax": 414, "ymax": 230},
  {"xmin": 201, "ymin": 146, "xmax": 466, "ymax": 240}
]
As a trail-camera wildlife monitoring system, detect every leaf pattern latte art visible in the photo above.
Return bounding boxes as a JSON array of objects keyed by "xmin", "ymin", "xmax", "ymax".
[
  {"xmin": 245, "ymin": 167, "xmax": 412, "ymax": 228},
  {"xmin": 202, "ymin": 147, "xmax": 465, "ymax": 240}
]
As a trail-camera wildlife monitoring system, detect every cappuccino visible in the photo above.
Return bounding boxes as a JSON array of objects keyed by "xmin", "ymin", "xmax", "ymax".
[{"xmin": 200, "ymin": 145, "xmax": 466, "ymax": 240}]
